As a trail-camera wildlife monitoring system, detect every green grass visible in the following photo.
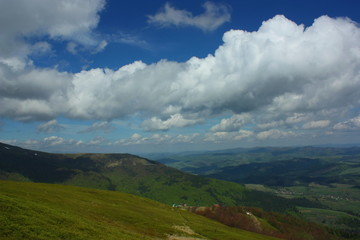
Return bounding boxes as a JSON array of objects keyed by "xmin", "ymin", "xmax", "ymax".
[
  {"xmin": 0, "ymin": 180, "xmax": 279, "ymax": 240},
  {"xmin": 282, "ymin": 184, "xmax": 360, "ymax": 214},
  {"xmin": 0, "ymin": 142, "xmax": 301, "ymax": 214},
  {"xmin": 298, "ymin": 207, "xmax": 357, "ymax": 226}
]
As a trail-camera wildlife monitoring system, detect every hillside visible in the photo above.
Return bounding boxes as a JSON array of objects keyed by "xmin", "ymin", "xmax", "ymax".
[
  {"xmin": 0, "ymin": 180, "xmax": 279, "ymax": 240},
  {"xmin": 0, "ymin": 143, "xmax": 348, "ymax": 239},
  {"xmin": 187, "ymin": 205, "xmax": 340, "ymax": 240},
  {"xmin": 149, "ymin": 146, "xmax": 360, "ymax": 238},
  {"xmin": 0, "ymin": 142, "xmax": 302, "ymax": 212}
]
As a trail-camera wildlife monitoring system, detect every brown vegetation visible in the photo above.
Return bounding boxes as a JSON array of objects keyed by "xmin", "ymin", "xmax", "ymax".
[{"xmin": 187, "ymin": 205, "xmax": 342, "ymax": 240}]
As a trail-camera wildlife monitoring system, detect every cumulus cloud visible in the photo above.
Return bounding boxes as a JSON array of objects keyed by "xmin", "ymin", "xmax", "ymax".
[
  {"xmin": 0, "ymin": 0, "xmax": 105, "ymax": 53},
  {"xmin": 141, "ymin": 114, "xmax": 202, "ymax": 131},
  {"xmin": 148, "ymin": 2, "xmax": 231, "ymax": 31},
  {"xmin": 1, "ymin": 14, "xmax": 360, "ymax": 137},
  {"xmin": 211, "ymin": 113, "xmax": 251, "ymax": 132},
  {"xmin": 68, "ymin": 15, "xmax": 360, "ymax": 125},
  {"xmin": 171, "ymin": 133, "xmax": 200, "ymax": 143},
  {"xmin": 0, "ymin": 67, "xmax": 72, "ymax": 121},
  {"xmin": 0, "ymin": 0, "xmax": 105, "ymax": 121},
  {"xmin": 205, "ymin": 129, "xmax": 254, "ymax": 142},
  {"xmin": 43, "ymin": 136, "xmax": 65, "ymax": 146},
  {"xmin": 37, "ymin": 119, "xmax": 65, "ymax": 133}
]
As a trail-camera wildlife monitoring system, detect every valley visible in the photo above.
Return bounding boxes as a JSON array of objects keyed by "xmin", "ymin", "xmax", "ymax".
[
  {"xmin": 150, "ymin": 146, "xmax": 360, "ymax": 238},
  {"xmin": 1, "ymin": 142, "xmax": 359, "ymax": 239}
]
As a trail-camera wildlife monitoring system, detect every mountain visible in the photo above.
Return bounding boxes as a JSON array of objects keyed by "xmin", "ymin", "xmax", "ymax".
[
  {"xmin": 0, "ymin": 143, "xmax": 347, "ymax": 239},
  {"xmin": 148, "ymin": 146, "xmax": 360, "ymax": 177},
  {"xmin": 0, "ymin": 142, "xmax": 302, "ymax": 212},
  {"xmin": 207, "ymin": 157, "xmax": 360, "ymax": 186},
  {"xmin": 0, "ymin": 180, "xmax": 280, "ymax": 240}
]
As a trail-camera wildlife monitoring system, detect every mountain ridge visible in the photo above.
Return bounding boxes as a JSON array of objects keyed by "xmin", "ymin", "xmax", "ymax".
[{"xmin": 0, "ymin": 141, "xmax": 300, "ymax": 212}]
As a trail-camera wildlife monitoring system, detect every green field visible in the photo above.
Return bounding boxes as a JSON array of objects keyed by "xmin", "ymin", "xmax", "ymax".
[
  {"xmin": 299, "ymin": 207, "xmax": 355, "ymax": 226},
  {"xmin": 0, "ymin": 180, "xmax": 279, "ymax": 240}
]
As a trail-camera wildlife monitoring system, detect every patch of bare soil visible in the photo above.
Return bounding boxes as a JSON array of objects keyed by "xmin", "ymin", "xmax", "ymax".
[{"xmin": 167, "ymin": 225, "xmax": 206, "ymax": 240}]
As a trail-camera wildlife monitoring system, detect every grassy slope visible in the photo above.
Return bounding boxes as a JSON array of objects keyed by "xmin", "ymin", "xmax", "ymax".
[
  {"xmin": 0, "ymin": 180, "xmax": 278, "ymax": 240},
  {"xmin": 0, "ymin": 142, "xmax": 299, "ymax": 213},
  {"xmin": 187, "ymin": 206, "xmax": 342, "ymax": 240}
]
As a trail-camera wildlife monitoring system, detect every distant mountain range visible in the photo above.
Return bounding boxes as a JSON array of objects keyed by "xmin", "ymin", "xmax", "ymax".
[{"xmin": 148, "ymin": 146, "xmax": 360, "ymax": 181}]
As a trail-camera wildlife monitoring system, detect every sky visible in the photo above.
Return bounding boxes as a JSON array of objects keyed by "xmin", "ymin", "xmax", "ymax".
[{"xmin": 1, "ymin": 0, "xmax": 360, "ymax": 153}]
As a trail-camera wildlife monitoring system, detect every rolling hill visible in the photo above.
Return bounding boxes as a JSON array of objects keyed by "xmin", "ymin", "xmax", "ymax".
[
  {"xmin": 149, "ymin": 146, "xmax": 360, "ymax": 238},
  {"xmin": 0, "ymin": 143, "xmax": 347, "ymax": 239},
  {"xmin": 0, "ymin": 142, "xmax": 302, "ymax": 212},
  {"xmin": 0, "ymin": 180, "xmax": 280, "ymax": 240}
]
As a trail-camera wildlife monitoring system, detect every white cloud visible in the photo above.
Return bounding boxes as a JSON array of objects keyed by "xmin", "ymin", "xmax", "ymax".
[
  {"xmin": 234, "ymin": 130, "xmax": 254, "ymax": 140},
  {"xmin": 115, "ymin": 133, "xmax": 147, "ymax": 145},
  {"xmin": 130, "ymin": 133, "xmax": 143, "ymax": 141},
  {"xmin": 285, "ymin": 113, "xmax": 308, "ymax": 124},
  {"xmin": 108, "ymin": 32, "xmax": 149, "ymax": 49},
  {"xmin": 37, "ymin": 119, "xmax": 65, "ymax": 133},
  {"xmin": 1, "ymin": 14, "xmax": 360, "ymax": 137},
  {"xmin": 211, "ymin": 113, "xmax": 251, "ymax": 132},
  {"xmin": 0, "ymin": 0, "xmax": 105, "ymax": 46},
  {"xmin": 0, "ymin": 0, "xmax": 106, "ymax": 75},
  {"xmin": 205, "ymin": 129, "xmax": 254, "ymax": 142},
  {"xmin": 116, "ymin": 133, "xmax": 200, "ymax": 146},
  {"xmin": 333, "ymin": 115, "xmax": 360, "ymax": 130},
  {"xmin": 141, "ymin": 114, "xmax": 202, "ymax": 131},
  {"xmin": 88, "ymin": 136, "xmax": 108, "ymax": 145},
  {"xmin": 0, "ymin": 67, "xmax": 71, "ymax": 121},
  {"xmin": 94, "ymin": 40, "xmax": 108, "ymax": 53},
  {"xmin": 0, "ymin": 0, "xmax": 105, "ymax": 121},
  {"xmin": 148, "ymin": 2, "xmax": 231, "ymax": 31},
  {"xmin": 257, "ymin": 129, "xmax": 296, "ymax": 140},
  {"xmin": 43, "ymin": 136, "xmax": 65, "ymax": 146},
  {"xmin": 302, "ymin": 120, "xmax": 330, "ymax": 129}
]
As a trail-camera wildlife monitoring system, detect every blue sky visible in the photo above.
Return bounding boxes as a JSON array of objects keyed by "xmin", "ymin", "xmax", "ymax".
[{"xmin": 1, "ymin": 0, "xmax": 360, "ymax": 153}]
